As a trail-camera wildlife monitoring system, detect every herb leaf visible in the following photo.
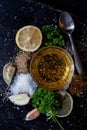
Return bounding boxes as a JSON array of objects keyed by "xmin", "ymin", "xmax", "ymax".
[
  {"xmin": 42, "ymin": 25, "xmax": 65, "ymax": 47},
  {"xmin": 31, "ymin": 87, "xmax": 64, "ymax": 130},
  {"xmin": 31, "ymin": 87, "xmax": 61, "ymax": 114}
]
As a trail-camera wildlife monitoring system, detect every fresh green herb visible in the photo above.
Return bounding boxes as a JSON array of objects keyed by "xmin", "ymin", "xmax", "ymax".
[
  {"xmin": 31, "ymin": 87, "xmax": 64, "ymax": 130},
  {"xmin": 41, "ymin": 25, "xmax": 65, "ymax": 47}
]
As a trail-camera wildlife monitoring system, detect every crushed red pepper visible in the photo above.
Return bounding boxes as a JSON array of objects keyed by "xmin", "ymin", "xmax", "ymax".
[{"xmin": 69, "ymin": 74, "xmax": 87, "ymax": 97}]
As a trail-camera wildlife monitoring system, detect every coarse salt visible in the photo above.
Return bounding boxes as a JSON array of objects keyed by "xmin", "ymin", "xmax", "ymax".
[{"xmin": 9, "ymin": 73, "xmax": 37, "ymax": 97}]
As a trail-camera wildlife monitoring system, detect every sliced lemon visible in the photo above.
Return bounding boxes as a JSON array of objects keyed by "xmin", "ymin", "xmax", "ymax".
[
  {"xmin": 15, "ymin": 25, "xmax": 42, "ymax": 52},
  {"xmin": 8, "ymin": 93, "xmax": 30, "ymax": 106},
  {"xmin": 3, "ymin": 63, "xmax": 16, "ymax": 85},
  {"xmin": 57, "ymin": 92, "xmax": 73, "ymax": 117}
]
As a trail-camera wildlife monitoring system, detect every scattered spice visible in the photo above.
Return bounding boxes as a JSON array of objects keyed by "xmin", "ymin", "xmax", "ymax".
[{"xmin": 69, "ymin": 74, "xmax": 87, "ymax": 97}]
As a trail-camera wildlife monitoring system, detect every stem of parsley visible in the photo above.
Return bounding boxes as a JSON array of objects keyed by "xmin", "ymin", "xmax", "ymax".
[{"xmin": 47, "ymin": 112, "xmax": 64, "ymax": 130}]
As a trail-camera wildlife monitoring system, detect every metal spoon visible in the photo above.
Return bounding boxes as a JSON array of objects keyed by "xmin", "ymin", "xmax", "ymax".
[{"xmin": 59, "ymin": 11, "xmax": 83, "ymax": 74}]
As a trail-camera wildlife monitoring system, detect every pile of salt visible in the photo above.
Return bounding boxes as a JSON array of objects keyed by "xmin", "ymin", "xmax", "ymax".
[{"xmin": 9, "ymin": 73, "xmax": 37, "ymax": 97}]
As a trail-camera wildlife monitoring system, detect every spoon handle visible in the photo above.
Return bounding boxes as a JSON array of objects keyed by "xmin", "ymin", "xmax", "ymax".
[{"xmin": 68, "ymin": 33, "xmax": 83, "ymax": 74}]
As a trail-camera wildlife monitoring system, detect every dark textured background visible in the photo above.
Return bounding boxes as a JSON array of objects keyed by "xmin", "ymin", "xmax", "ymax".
[
  {"xmin": 0, "ymin": 0, "xmax": 87, "ymax": 130},
  {"xmin": 35, "ymin": 0, "xmax": 87, "ymax": 17}
]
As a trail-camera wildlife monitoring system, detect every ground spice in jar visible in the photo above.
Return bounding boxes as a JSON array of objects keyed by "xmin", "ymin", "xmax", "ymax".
[
  {"xmin": 30, "ymin": 46, "xmax": 74, "ymax": 90},
  {"xmin": 69, "ymin": 74, "xmax": 87, "ymax": 97},
  {"xmin": 38, "ymin": 53, "xmax": 66, "ymax": 82}
]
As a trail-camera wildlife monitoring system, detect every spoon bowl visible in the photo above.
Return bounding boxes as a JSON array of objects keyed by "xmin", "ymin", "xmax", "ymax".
[{"xmin": 59, "ymin": 11, "xmax": 75, "ymax": 34}]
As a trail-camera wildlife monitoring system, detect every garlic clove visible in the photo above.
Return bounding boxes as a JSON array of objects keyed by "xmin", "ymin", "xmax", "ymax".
[
  {"xmin": 25, "ymin": 108, "xmax": 40, "ymax": 121},
  {"xmin": 3, "ymin": 62, "xmax": 16, "ymax": 85},
  {"xmin": 8, "ymin": 93, "xmax": 30, "ymax": 106}
]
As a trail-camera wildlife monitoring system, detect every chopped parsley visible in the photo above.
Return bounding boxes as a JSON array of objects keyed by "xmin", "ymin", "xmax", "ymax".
[{"xmin": 41, "ymin": 25, "xmax": 65, "ymax": 47}]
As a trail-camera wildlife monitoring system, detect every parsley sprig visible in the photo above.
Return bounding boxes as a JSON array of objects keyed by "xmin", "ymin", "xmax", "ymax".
[
  {"xmin": 42, "ymin": 25, "xmax": 65, "ymax": 47},
  {"xmin": 31, "ymin": 87, "xmax": 64, "ymax": 130}
]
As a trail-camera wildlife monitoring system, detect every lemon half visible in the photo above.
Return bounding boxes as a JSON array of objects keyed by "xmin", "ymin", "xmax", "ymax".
[
  {"xmin": 15, "ymin": 25, "xmax": 42, "ymax": 52},
  {"xmin": 57, "ymin": 92, "xmax": 73, "ymax": 117}
]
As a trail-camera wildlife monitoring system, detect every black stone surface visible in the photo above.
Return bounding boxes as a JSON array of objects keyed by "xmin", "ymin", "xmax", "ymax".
[
  {"xmin": 0, "ymin": 0, "xmax": 87, "ymax": 130},
  {"xmin": 35, "ymin": 0, "xmax": 87, "ymax": 18}
]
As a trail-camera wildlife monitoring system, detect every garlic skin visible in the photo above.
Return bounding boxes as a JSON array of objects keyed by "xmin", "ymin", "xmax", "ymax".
[{"xmin": 25, "ymin": 108, "xmax": 40, "ymax": 121}]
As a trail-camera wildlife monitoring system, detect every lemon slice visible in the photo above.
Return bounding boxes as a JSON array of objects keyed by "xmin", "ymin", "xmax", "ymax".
[
  {"xmin": 57, "ymin": 92, "xmax": 73, "ymax": 117},
  {"xmin": 3, "ymin": 63, "xmax": 16, "ymax": 85},
  {"xmin": 8, "ymin": 93, "xmax": 30, "ymax": 106},
  {"xmin": 15, "ymin": 25, "xmax": 42, "ymax": 52}
]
